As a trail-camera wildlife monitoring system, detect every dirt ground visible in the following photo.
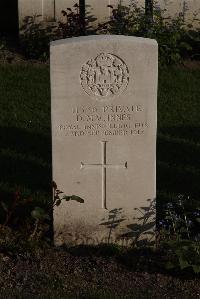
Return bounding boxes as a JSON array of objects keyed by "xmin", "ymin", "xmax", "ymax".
[
  {"xmin": 0, "ymin": 246, "xmax": 200, "ymax": 299},
  {"xmin": 0, "ymin": 48, "xmax": 49, "ymax": 65}
]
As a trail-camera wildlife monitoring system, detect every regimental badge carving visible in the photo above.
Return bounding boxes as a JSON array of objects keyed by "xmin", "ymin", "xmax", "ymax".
[{"xmin": 80, "ymin": 53, "xmax": 129, "ymax": 99}]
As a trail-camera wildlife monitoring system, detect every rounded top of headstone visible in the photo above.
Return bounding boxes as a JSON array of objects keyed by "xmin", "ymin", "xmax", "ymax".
[{"xmin": 50, "ymin": 35, "xmax": 158, "ymax": 48}]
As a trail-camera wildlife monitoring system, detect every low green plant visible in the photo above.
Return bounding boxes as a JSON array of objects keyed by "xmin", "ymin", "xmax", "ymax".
[
  {"xmin": 158, "ymin": 194, "xmax": 200, "ymax": 274},
  {"xmin": 183, "ymin": 29, "xmax": 200, "ymax": 60},
  {"xmin": 97, "ymin": 2, "xmax": 199, "ymax": 65},
  {"xmin": 0, "ymin": 189, "xmax": 49, "ymax": 242},
  {"xmin": 164, "ymin": 239, "xmax": 200, "ymax": 273},
  {"xmin": 20, "ymin": 15, "xmax": 57, "ymax": 61},
  {"xmin": 52, "ymin": 181, "xmax": 84, "ymax": 208},
  {"xmin": 131, "ymin": 198, "xmax": 156, "ymax": 247},
  {"xmin": 147, "ymin": 6, "xmax": 194, "ymax": 65},
  {"xmin": 19, "ymin": 3, "xmax": 93, "ymax": 60},
  {"xmin": 56, "ymin": 2, "xmax": 96, "ymax": 38},
  {"xmin": 0, "ymin": 182, "xmax": 84, "ymax": 244},
  {"xmin": 30, "ymin": 206, "xmax": 50, "ymax": 240},
  {"xmin": 0, "ymin": 190, "xmax": 32, "ymax": 227},
  {"xmin": 57, "ymin": 4, "xmax": 86, "ymax": 38},
  {"xmin": 18, "ymin": 2, "xmax": 199, "ymax": 65},
  {"xmin": 0, "ymin": 39, "xmax": 15, "ymax": 63}
]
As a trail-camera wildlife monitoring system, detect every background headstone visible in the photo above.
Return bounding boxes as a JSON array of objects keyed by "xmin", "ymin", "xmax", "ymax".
[
  {"xmin": 18, "ymin": 0, "xmax": 200, "ymax": 28},
  {"xmin": 51, "ymin": 35, "xmax": 158, "ymax": 246}
]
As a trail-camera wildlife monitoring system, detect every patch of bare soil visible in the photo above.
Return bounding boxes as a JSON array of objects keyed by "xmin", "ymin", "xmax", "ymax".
[
  {"xmin": 1, "ymin": 48, "xmax": 199, "ymax": 69},
  {"xmin": 0, "ymin": 247, "xmax": 199, "ymax": 299},
  {"xmin": 180, "ymin": 59, "xmax": 200, "ymax": 69},
  {"xmin": 0, "ymin": 49, "xmax": 49, "ymax": 66}
]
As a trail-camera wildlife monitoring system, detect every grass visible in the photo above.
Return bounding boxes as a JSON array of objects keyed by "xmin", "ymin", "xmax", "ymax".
[
  {"xmin": 0, "ymin": 64, "xmax": 199, "ymax": 208},
  {"xmin": 157, "ymin": 67, "xmax": 200, "ymax": 213},
  {"xmin": 0, "ymin": 65, "xmax": 51, "ymax": 203}
]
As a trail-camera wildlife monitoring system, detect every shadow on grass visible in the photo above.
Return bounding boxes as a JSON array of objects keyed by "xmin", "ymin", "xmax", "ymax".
[
  {"xmin": 0, "ymin": 126, "xmax": 51, "ymax": 196},
  {"xmin": 157, "ymin": 126, "xmax": 200, "ymax": 200},
  {"xmin": 0, "ymin": 124, "xmax": 199, "ymax": 208}
]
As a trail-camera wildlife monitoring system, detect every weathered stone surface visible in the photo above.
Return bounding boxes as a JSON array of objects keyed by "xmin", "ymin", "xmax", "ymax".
[
  {"xmin": 51, "ymin": 35, "xmax": 158, "ymax": 246},
  {"xmin": 18, "ymin": 0, "xmax": 55, "ymax": 24}
]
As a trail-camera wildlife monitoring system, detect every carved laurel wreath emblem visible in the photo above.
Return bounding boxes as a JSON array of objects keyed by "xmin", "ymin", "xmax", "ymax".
[{"xmin": 80, "ymin": 53, "xmax": 129, "ymax": 99}]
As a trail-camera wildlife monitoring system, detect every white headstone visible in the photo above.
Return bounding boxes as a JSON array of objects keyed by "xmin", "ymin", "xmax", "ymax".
[
  {"xmin": 18, "ymin": 1, "xmax": 200, "ymax": 28},
  {"xmin": 51, "ymin": 35, "xmax": 158, "ymax": 246}
]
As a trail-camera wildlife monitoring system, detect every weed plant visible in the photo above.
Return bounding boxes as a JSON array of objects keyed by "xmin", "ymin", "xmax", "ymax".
[
  {"xmin": 97, "ymin": 2, "xmax": 199, "ymax": 65},
  {"xmin": 18, "ymin": 2, "xmax": 200, "ymax": 64}
]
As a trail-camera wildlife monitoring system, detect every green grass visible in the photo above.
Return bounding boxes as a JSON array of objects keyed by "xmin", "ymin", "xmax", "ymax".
[
  {"xmin": 157, "ymin": 67, "xmax": 200, "ymax": 208},
  {"xmin": 0, "ymin": 65, "xmax": 200, "ymax": 207},
  {"xmin": 0, "ymin": 65, "xmax": 51, "ymax": 203}
]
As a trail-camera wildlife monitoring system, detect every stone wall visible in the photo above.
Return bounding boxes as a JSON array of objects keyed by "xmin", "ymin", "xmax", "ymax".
[{"xmin": 18, "ymin": 0, "xmax": 200, "ymax": 28}]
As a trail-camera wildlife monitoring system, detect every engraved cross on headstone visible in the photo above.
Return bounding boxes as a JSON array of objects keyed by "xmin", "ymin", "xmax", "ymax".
[{"xmin": 81, "ymin": 141, "xmax": 127, "ymax": 209}]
